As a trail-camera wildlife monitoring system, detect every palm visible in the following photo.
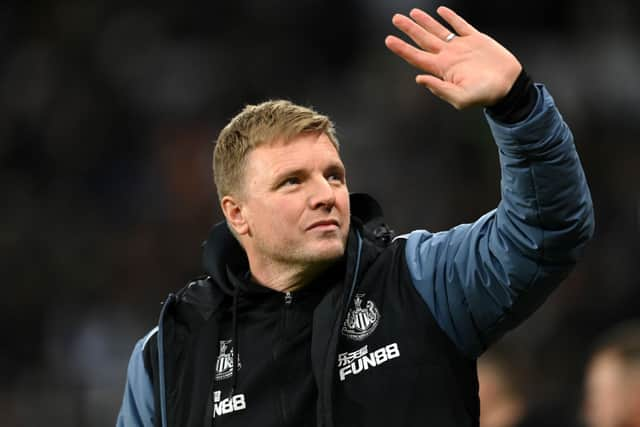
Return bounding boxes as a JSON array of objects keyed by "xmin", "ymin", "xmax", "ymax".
[{"xmin": 385, "ymin": 7, "xmax": 522, "ymax": 110}]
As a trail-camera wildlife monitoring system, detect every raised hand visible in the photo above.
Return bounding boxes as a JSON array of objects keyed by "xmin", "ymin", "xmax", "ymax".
[{"xmin": 385, "ymin": 6, "xmax": 522, "ymax": 110}]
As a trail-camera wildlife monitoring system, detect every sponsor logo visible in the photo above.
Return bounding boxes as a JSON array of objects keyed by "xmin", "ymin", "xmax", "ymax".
[
  {"xmin": 215, "ymin": 340, "xmax": 241, "ymax": 381},
  {"xmin": 212, "ymin": 391, "xmax": 247, "ymax": 418},
  {"xmin": 342, "ymin": 293, "xmax": 381, "ymax": 341},
  {"xmin": 337, "ymin": 343, "xmax": 400, "ymax": 381}
]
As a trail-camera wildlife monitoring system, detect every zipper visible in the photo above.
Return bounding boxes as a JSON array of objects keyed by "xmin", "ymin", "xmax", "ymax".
[{"xmin": 278, "ymin": 291, "xmax": 293, "ymax": 423}]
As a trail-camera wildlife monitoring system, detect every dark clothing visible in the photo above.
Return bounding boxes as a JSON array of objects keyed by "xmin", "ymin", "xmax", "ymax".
[{"xmin": 117, "ymin": 85, "xmax": 594, "ymax": 427}]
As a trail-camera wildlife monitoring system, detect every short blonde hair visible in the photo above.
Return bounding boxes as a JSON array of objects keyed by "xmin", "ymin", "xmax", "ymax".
[{"xmin": 213, "ymin": 99, "xmax": 339, "ymax": 200}]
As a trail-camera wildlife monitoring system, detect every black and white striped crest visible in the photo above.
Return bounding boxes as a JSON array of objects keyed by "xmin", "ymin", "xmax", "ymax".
[
  {"xmin": 341, "ymin": 293, "xmax": 381, "ymax": 341},
  {"xmin": 215, "ymin": 339, "xmax": 240, "ymax": 381}
]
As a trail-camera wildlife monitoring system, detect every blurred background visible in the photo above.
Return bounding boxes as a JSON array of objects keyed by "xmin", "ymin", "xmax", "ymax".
[{"xmin": 1, "ymin": 0, "xmax": 639, "ymax": 425}]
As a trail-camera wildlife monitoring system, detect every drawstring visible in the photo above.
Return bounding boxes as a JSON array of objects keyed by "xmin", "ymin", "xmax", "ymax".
[
  {"xmin": 344, "ymin": 232, "xmax": 363, "ymax": 309},
  {"xmin": 230, "ymin": 285, "xmax": 240, "ymax": 397}
]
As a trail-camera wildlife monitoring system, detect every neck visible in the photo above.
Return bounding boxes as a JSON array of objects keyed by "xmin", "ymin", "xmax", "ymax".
[{"xmin": 247, "ymin": 257, "xmax": 332, "ymax": 293}]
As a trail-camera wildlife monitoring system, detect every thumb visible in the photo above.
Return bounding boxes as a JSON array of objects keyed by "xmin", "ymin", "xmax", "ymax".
[{"xmin": 416, "ymin": 75, "xmax": 466, "ymax": 109}]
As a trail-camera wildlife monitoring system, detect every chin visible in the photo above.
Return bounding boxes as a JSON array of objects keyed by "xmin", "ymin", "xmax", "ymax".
[
  {"xmin": 303, "ymin": 240, "xmax": 345, "ymax": 264},
  {"xmin": 317, "ymin": 244, "xmax": 346, "ymax": 262}
]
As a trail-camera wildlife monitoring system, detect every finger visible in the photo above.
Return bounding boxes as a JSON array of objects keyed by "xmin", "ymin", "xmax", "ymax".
[
  {"xmin": 392, "ymin": 13, "xmax": 444, "ymax": 53},
  {"xmin": 385, "ymin": 35, "xmax": 438, "ymax": 75},
  {"xmin": 416, "ymin": 74, "xmax": 467, "ymax": 109},
  {"xmin": 409, "ymin": 8, "xmax": 451, "ymax": 41},
  {"xmin": 436, "ymin": 6, "xmax": 477, "ymax": 37}
]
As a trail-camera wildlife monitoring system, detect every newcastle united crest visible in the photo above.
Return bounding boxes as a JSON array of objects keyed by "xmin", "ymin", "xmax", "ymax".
[
  {"xmin": 215, "ymin": 340, "xmax": 241, "ymax": 381},
  {"xmin": 342, "ymin": 293, "xmax": 381, "ymax": 341}
]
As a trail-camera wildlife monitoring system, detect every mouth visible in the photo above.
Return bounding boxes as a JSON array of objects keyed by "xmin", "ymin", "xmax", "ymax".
[{"xmin": 306, "ymin": 219, "xmax": 340, "ymax": 231}]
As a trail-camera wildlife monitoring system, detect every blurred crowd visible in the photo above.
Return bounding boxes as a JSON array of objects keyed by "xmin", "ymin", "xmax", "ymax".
[
  {"xmin": 1, "ymin": 0, "xmax": 639, "ymax": 425},
  {"xmin": 479, "ymin": 320, "xmax": 640, "ymax": 427}
]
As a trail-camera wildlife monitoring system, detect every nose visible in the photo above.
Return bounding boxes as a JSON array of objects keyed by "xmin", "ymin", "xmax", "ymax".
[{"xmin": 308, "ymin": 176, "xmax": 336, "ymax": 211}]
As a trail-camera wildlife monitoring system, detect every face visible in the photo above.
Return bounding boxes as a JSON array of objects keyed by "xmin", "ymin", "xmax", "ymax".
[
  {"xmin": 477, "ymin": 360, "xmax": 524, "ymax": 427},
  {"xmin": 230, "ymin": 132, "xmax": 350, "ymax": 272},
  {"xmin": 584, "ymin": 352, "xmax": 629, "ymax": 427}
]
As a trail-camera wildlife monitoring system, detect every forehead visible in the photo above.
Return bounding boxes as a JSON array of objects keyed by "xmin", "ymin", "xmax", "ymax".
[{"xmin": 245, "ymin": 132, "xmax": 343, "ymax": 179}]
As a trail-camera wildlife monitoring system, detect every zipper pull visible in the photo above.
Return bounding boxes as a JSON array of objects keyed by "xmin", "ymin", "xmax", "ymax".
[{"xmin": 284, "ymin": 291, "xmax": 292, "ymax": 305}]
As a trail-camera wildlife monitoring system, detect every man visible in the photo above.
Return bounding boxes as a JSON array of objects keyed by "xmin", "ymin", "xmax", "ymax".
[
  {"xmin": 477, "ymin": 346, "xmax": 528, "ymax": 427},
  {"xmin": 117, "ymin": 6, "xmax": 594, "ymax": 427},
  {"xmin": 583, "ymin": 321, "xmax": 640, "ymax": 427},
  {"xmin": 478, "ymin": 345, "xmax": 582, "ymax": 427}
]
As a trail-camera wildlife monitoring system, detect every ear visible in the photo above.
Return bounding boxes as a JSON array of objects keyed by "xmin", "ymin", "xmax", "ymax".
[{"xmin": 221, "ymin": 195, "xmax": 250, "ymax": 236}]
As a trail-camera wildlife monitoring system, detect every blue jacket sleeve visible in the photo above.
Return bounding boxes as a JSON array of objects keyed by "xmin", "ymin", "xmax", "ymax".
[
  {"xmin": 404, "ymin": 84, "xmax": 595, "ymax": 358},
  {"xmin": 116, "ymin": 328, "xmax": 157, "ymax": 427}
]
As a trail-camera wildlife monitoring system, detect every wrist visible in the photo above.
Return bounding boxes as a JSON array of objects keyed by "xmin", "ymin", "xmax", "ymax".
[{"xmin": 486, "ymin": 69, "xmax": 538, "ymax": 124}]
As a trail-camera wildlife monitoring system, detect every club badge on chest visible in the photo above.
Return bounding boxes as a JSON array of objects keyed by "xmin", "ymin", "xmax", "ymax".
[{"xmin": 342, "ymin": 293, "xmax": 381, "ymax": 341}]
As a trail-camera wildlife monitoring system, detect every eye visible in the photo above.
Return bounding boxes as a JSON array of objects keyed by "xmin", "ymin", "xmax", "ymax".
[
  {"xmin": 280, "ymin": 177, "xmax": 300, "ymax": 187},
  {"xmin": 326, "ymin": 170, "xmax": 345, "ymax": 184}
]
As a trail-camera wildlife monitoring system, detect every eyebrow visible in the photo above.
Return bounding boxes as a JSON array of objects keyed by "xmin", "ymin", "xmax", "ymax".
[
  {"xmin": 272, "ymin": 162, "xmax": 346, "ymax": 182},
  {"xmin": 272, "ymin": 167, "xmax": 305, "ymax": 182}
]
